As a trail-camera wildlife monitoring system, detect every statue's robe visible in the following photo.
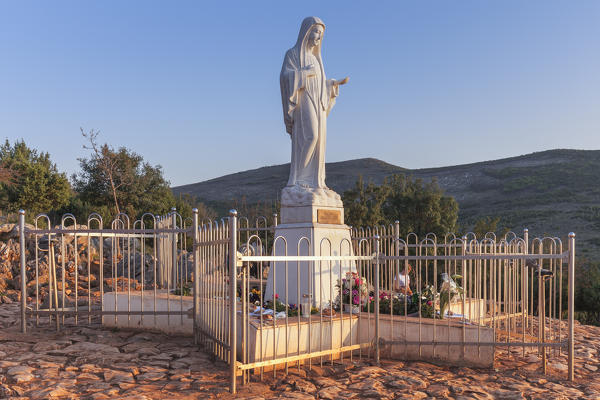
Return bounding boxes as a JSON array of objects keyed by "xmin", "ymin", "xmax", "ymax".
[{"xmin": 280, "ymin": 16, "xmax": 339, "ymax": 189}]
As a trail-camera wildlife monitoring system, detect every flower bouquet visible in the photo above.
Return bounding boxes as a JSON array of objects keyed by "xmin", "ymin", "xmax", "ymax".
[
  {"xmin": 376, "ymin": 291, "xmax": 418, "ymax": 315},
  {"xmin": 336, "ymin": 271, "xmax": 369, "ymax": 313},
  {"xmin": 264, "ymin": 293, "xmax": 287, "ymax": 313},
  {"xmin": 411, "ymin": 285, "xmax": 436, "ymax": 318},
  {"xmin": 263, "ymin": 294, "xmax": 319, "ymax": 317},
  {"xmin": 249, "ymin": 288, "xmax": 262, "ymax": 304}
]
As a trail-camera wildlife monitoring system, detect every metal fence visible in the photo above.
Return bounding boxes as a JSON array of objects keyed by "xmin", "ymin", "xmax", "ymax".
[
  {"xmin": 190, "ymin": 213, "xmax": 576, "ymax": 393},
  {"xmin": 18, "ymin": 208, "xmax": 192, "ymax": 332},
  {"xmin": 351, "ymin": 225, "xmax": 574, "ymax": 376},
  {"xmin": 17, "ymin": 209, "xmax": 576, "ymax": 394}
]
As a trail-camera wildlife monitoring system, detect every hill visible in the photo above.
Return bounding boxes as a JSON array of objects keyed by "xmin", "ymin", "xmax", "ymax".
[{"xmin": 172, "ymin": 149, "xmax": 600, "ymax": 260}]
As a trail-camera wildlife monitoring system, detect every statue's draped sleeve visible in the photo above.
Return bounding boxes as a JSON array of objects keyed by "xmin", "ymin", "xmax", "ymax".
[
  {"xmin": 326, "ymin": 79, "xmax": 339, "ymax": 116},
  {"xmin": 281, "ymin": 49, "xmax": 312, "ymax": 135}
]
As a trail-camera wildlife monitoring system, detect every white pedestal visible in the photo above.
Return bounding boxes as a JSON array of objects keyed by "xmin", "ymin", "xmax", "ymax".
[{"xmin": 264, "ymin": 203, "xmax": 355, "ymax": 308}]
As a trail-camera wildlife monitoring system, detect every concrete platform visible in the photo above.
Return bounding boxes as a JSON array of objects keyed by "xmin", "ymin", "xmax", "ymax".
[
  {"xmin": 239, "ymin": 297, "xmax": 493, "ymax": 368},
  {"xmin": 374, "ymin": 313, "xmax": 494, "ymax": 367},
  {"xmin": 102, "ymin": 290, "xmax": 193, "ymax": 335},
  {"xmin": 102, "ymin": 292, "xmax": 493, "ymax": 368}
]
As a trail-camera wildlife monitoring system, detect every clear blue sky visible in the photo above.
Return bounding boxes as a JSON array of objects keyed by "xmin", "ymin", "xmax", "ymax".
[{"xmin": 1, "ymin": 1, "xmax": 598, "ymax": 186}]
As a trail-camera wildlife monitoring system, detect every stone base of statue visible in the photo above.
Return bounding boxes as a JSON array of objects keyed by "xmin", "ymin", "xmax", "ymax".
[{"xmin": 264, "ymin": 185, "xmax": 354, "ymax": 308}]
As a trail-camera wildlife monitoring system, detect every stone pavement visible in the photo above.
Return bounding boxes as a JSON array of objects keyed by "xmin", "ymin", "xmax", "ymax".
[{"xmin": 1, "ymin": 303, "xmax": 599, "ymax": 399}]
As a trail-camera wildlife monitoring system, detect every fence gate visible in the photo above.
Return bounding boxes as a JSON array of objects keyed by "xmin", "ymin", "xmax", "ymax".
[{"xmin": 193, "ymin": 211, "xmax": 236, "ymax": 390}]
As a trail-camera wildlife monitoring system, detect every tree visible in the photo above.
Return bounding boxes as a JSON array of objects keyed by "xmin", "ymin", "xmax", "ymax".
[
  {"xmin": 73, "ymin": 129, "xmax": 176, "ymax": 222},
  {"xmin": 173, "ymin": 193, "xmax": 216, "ymax": 225},
  {"xmin": 229, "ymin": 196, "xmax": 279, "ymax": 225},
  {"xmin": 0, "ymin": 162, "xmax": 13, "ymax": 185},
  {"xmin": 383, "ymin": 175, "xmax": 458, "ymax": 237},
  {"xmin": 472, "ymin": 216, "xmax": 510, "ymax": 239},
  {"xmin": 342, "ymin": 174, "xmax": 459, "ymax": 237},
  {"xmin": 574, "ymin": 259, "xmax": 600, "ymax": 326},
  {"xmin": 342, "ymin": 175, "xmax": 389, "ymax": 228},
  {"xmin": 78, "ymin": 128, "xmax": 133, "ymax": 216},
  {"xmin": 0, "ymin": 140, "xmax": 71, "ymax": 215}
]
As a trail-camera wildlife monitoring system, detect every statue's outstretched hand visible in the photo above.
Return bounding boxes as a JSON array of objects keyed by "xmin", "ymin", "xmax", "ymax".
[{"xmin": 334, "ymin": 77, "xmax": 349, "ymax": 86}]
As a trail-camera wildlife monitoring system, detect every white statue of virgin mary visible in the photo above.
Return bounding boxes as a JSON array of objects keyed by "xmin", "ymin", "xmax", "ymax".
[{"xmin": 280, "ymin": 16, "xmax": 348, "ymax": 207}]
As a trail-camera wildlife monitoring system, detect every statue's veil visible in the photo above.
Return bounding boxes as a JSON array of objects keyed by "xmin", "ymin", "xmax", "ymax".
[
  {"xmin": 294, "ymin": 17, "xmax": 324, "ymax": 68},
  {"xmin": 280, "ymin": 17, "xmax": 328, "ymax": 135},
  {"xmin": 294, "ymin": 17, "xmax": 328, "ymax": 111}
]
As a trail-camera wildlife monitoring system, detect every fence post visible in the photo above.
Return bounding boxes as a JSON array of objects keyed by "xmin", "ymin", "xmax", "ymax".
[
  {"xmin": 521, "ymin": 228, "xmax": 529, "ymax": 355},
  {"xmin": 19, "ymin": 209, "xmax": 26, "ymax": 333},
  {"xmin": 374, "ymin": 234, "xmax": 380, "ymax": 364},
  {"xmin": 461, "ymin": 236, "xmax": 467, "ymax": 359},
  {"xmin": 229, "ymin": 210, "xmax": 238, "ymax": 393},
  {"xmin": 523, "ymin": 229, "xmax": 529, "ymax": 331},
  {"xmin": 156, "ymin": 216, "xmax": 162, "ymax": 287},
  {"xmin": 568, "ymin": 232, "xmax": 575, "ymax": 381},
  {"xmin": 273, "ymin": 213, "xmax": 278, "ymax": 227},
  {"xmin": 192, "ymin": 208, "xmax": 199, "ymax": 344},
  {"xmin": 394, "ymin": 220, "xmax": 400, "ymax": 274},
  {"xmin": 171, "ymin": 208, "xmax": 177, "ymax": 289}
]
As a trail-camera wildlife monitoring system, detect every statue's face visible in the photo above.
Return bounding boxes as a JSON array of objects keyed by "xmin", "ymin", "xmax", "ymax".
[{"xmin": 308, "ymin": 25, "xmax": 323, "ymax": 48}]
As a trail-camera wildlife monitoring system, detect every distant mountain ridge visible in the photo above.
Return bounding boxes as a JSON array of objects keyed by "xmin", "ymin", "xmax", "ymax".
[{"xmin": 172, "ymin": 149, "xmax": 600, "ymax": 260}]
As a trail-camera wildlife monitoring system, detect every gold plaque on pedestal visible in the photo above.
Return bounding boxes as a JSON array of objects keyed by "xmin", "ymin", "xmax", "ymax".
[{"xmin": 317, "ymin": 209, "xmax": 341, "ymax": 224}]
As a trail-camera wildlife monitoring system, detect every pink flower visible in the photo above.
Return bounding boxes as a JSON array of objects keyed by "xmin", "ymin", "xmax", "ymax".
[
  {"xmin": 353, "ymin": 295, "xmax": 360, "ymax": 305},
  {"xmin": 275, "ymin": 294, "xmax": 279, "ymax": 300},
  {"xmin": 426, "ymin": 300, "xmax": 432, "ymax": 306}
]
